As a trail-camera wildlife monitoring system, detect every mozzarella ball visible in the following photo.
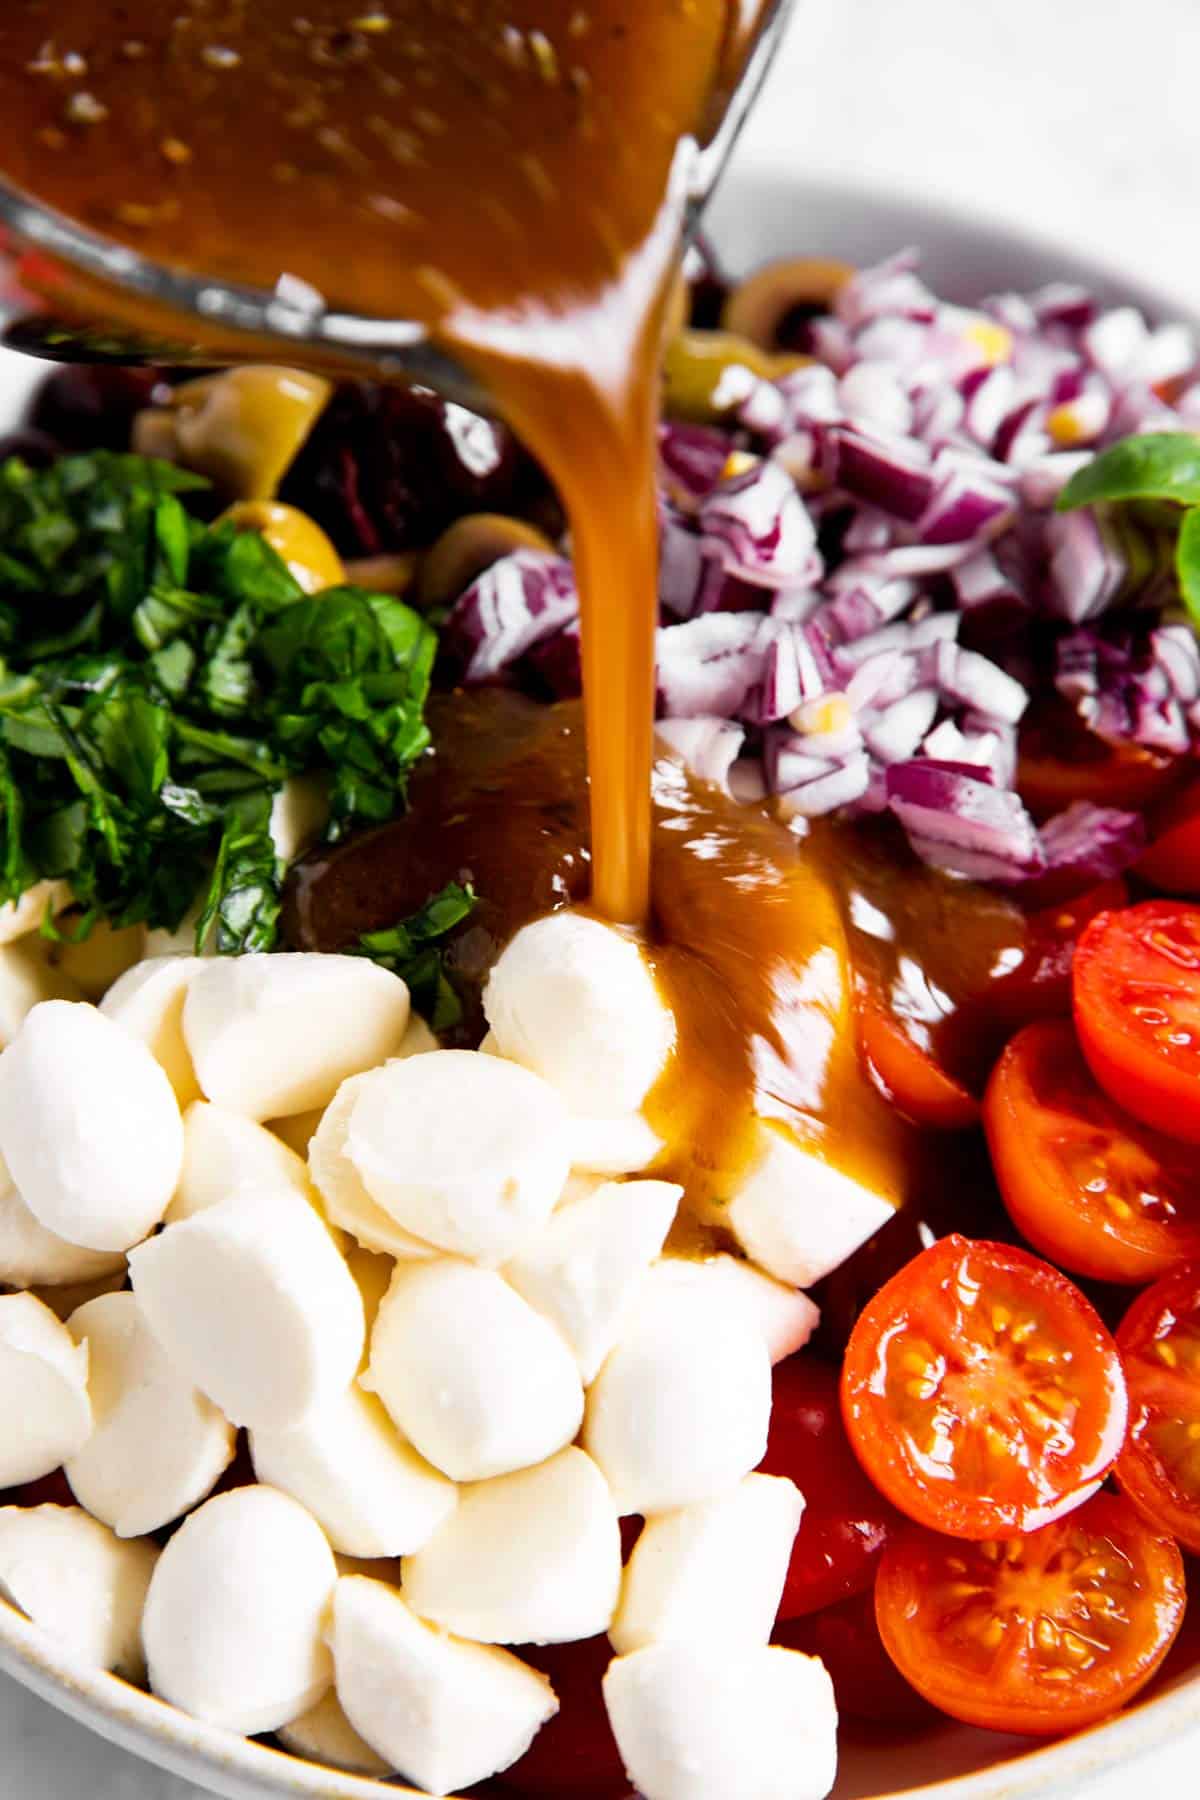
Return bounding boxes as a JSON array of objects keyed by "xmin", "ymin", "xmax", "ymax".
[
  {"xmin": 269, "ymin": 772, "xmax": 329, "ymax": 863},
  {"xmin": 51, "ymin": 919, "xmax": 146, "ymax": 1000},
  {"xmin": 276, "ymin": 1689, "xmax": 391, "ymax": 1777},
  {"xmin": 0, "ymin": 1001, "xmax": 183, "ymax": 1252},
  {"xmin": 0, "ymin": 1293, "xmax": 92, "ymax": 1487},
  {"xmin": 183, "ymin": 952, "xmax": 411, "ymax": 1120},
  {"xmin": 583, "ymin": 1261, "xmax": 771, "ymax": 1514},
  {"xmin": 484, "ymin": 912, "xmax": 675, "ymax": 1118},
  {"xmin": 610, "ymin": 1474, "xmax": 804, "ymax": 1655},
  {"xmin": 99, "ymin": 954, "xmax": 204, "ymax": 1107},
  {"xmin": 666, "ymin": 1255, "xmax": 820, "ymax": 1365},
  {"xmin": 129, "ymin": 1187, "xmax": 364, "ymax": 1430},
  {"xmin": 505, "ymin": 1178, "xmax": 681, "ymax": 1381},
  {"xmin": 0, "ymin": 1168, "xmax": 125, "ymax": 1288},
  {"xmin": 0, "ymin": 1505, "xmax": 157, "ymax": 1680},
  {"xmin": 603, "ymin": 1642, "xmax": 837, "ymax": 1800},
  {"xmin": 250, "ymin": 1384, "xmax": 455, "ymax": 1559},
  {"xmin": 727, "ymin": 1123, "xmax": 894, "ymax": 1287},
  {"xmin": 309, "ymin": 1073, "xmax": 439, "ymax": 1259},
  {"xmin": 65, "ymin": 1292, "xmax": 235, "ymax": 1537},
  {"xmin": 404, "ymin": 1447, "xmax": 620, "ymax": 1646},
  {"xmin": 345, "ymin": 1051, "xmax": 571, "ymax": 1266},
  {"xmin": 0, "ymin": 937, "xmax": 83, "ymax": 1048},
  {"xmin": 168, "ymin": 1099, "xmax": 313, "ymax": 1224},
  {"xmin": 569, "ymin": 1112, "xmax": 666, "ymax": 1176},
  {"xmin": 366, "ymin": 1260, "xmax": 582, "ymax": 1482},
  {"xmin": 330, "ymin": 1576, "xmax": 556, "ymax": 1794},
  {"xmin": 0, "ymin": 879, "xmax": 71, "ymax": 948},
  {"xmin": 144, "ymin": 1486, "xmax": 336, "ymax": 1733}
]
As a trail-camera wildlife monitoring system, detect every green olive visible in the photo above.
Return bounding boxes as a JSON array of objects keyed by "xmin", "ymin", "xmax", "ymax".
[
  {"xmin": 219, "ymin": 501, "xmax": 345, "ymax": 594},
  {"xmin": 417, "ymin": 513, "xmax": 556, "ymax": 610},
  {"xmin": 721, "ymin": 256, "xmax": 854, "ymax": 350},
  {"xmin": 133, "ymin": 366, "xmax": 331, "ymax": 500},
  {"xmin": 662, "ymin": 329, "xmax": 809, "ymax": 424}
]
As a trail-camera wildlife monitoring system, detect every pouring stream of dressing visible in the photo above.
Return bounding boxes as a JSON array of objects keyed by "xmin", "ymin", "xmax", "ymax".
[{"xmin": 0, "ymin": 0, "xmax": 931, "ymax": 1213}]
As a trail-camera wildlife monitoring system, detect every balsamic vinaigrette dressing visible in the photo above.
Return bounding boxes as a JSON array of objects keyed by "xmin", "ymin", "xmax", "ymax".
[{"xmin": 0, "ymin": 1, "xmax": 1035, "ymax": 1250}]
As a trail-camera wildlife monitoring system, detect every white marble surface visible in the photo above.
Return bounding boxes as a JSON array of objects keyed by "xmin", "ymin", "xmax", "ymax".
[{"xmin": 3, "ymin": 0, "xmax": 1200, "ymax": 1794}]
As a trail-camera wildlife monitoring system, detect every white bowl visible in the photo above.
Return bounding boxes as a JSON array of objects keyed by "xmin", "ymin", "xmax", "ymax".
[{"xmin": 1, "ymin": 170, "xmax": 1198, "ymax": 1800}]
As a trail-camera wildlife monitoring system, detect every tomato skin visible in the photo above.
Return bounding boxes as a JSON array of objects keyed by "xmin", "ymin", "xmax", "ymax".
[
  {"xmin": 775, "ymin": 1589, "xmax": 932, "ymax": 1725},
  {"xmin": 1116, "ymin": 1265, "xmax": 1200, "ymax": 1553},
  {"xmin": 1018, "ymin": 698, "xmax": 1184, "ymax": 823},
  {"xmin": 989, "ymin": 879, "xmax": 1129, "ymax": 1030},
  {"xmin": 758, "ymin": 1356, "xmax": 900, "ymax": 1618},
  {"xmin": 1074, "ymin": 901, "xmax": 1200, "ymax": 1142},
  {"xmin": 841, "ymin": 1235, "xmax": 1128, "ymax": 1540},
  {"xmin": 857, "ymin": 1000, "xmax": 979, "ymax": 1131},
  {"xmin": 1137, "ymin": 781, "xmax": 1200, "ymax": 894},
  {"xmin": 496, "ymin": 1637, "xmax": 628, "ymax": 1799},
  {"xmin": 875, "ymin": 1495, "xmax": 1186, "ymax": 1736},
  {"xmin": 984, "ymin": 1019, "xmax": 1200, "ymax": 1285}
]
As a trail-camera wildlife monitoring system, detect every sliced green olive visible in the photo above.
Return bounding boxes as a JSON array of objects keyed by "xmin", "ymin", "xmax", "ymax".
[
  {"xmin": 132, "ymin": 366, "xmax": 331, "ymax": 500},
  {"xmin": 662, "ymin": 329, "xmax": 809, "ymax": 424},
  {"xmin": 417, "ymin": 513, "xmax": 556, "ymax": 610},
  {"xmin": 721, "ymin": 256, "xmax": 854, "ymax": 350},
  {"xmin": 220, "ymin": 500, "xmax": 345, "ymax": 594}
]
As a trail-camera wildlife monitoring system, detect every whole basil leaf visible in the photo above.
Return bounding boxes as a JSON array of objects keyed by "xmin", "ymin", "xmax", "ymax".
[{"xmin": 1057, "ymin": 433, "xmax": 1200, "ymax": 512}]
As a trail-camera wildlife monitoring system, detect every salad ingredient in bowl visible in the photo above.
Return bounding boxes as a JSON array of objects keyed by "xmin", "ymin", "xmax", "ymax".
[{"xmin": 0, "ymin": 4, "xmax": 1197, "ymax": 1798}]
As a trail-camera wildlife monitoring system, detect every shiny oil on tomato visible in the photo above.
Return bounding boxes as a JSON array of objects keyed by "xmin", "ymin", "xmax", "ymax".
[
  {"xmin": 875, "ymin": 1494, "xmax": 1186, "ymax": 1735},
  {"xmin": 985, "ymin": 1019, "xmax": 1200, "ymax": 1285},
  {"xmin": 1116, "ymin": 1265, "xmax": 1200, "ymax": 1554},
  {"xmin": 840, "ymin": 1236, "xmax": 1128, "ymax": 1539},
  {"xmin": 1074, "ymin": 901, "xmax": 1200, "ymax": 1143}
]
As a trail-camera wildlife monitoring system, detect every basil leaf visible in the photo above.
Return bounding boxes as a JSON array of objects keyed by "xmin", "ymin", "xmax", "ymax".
[
  {"xmin": 354, "ymin": 882, "xmax": 475, "ymax": 1030},
  {"xmin": 1057, "ymin": 433, "xmax": 1200, "ymax": 511}
]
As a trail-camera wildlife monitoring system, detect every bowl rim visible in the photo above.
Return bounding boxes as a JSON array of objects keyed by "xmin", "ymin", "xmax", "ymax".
[{"xmin": 2, "ymin": 166, "xmax": 1200, "ymax": 1800}]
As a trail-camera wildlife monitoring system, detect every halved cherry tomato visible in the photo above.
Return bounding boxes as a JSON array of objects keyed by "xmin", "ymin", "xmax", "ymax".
[
  {"xmin": 1137, "ymin": 780, "xmax": 1200, "ymax": 895},
  {"xmin": 988, "ymin": 879, "xmax": 1129, "ymax": 1029},
  {"xmin": 857, "ymin": 999, "xmax": 980, "ymax": 1131},
  {"xmin": 1116, "ymin": 1264, "xmax": 1200, "ymax": 1553},
  {"xmin": 984, "ymin": 1020, "xmax": 1200, "ymax": 1285},
  {"xmin": 496, "ymin": 1637, "xmax": 627, "ymax": 1799},
  {"xmin": 875, "ymin": 1494, "xmax": 1186, "ymax": 1735},
  {"xmin": 775, "ymin": 1588, "xmax": 932, "ymax": 1725},
  {"xmin": 758, "ymin": 1356, "xmax": 900, "ymax": 1617},
  {"xmin": 1018, "ymin": 698, "xmax": 1183, "ymax": 823},
  {"xmin": 1074, "ymin": 900, "xmax": 1200, "ymax": 1142},
  {"xmin": 841, "ymin": 1235, "xmax": 1128, "ymax": 1539}
]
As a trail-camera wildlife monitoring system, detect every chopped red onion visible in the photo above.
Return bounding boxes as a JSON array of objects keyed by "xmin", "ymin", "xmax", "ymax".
[
  {"xmin": 863, "ymin": 688, "xmax": 940, "ymax": 763},
  {"xmin": 446, "ymin": 549, "xmax": 577, "ymax": 681},
  {"xmin": 1152, "ymin": 625, "xmax": 1200, "ymax": 703},
  {"xmin": 659, "ymin": 512, "xmax": 707, "ymax": 619},
  {"xmin": 778, "ymin": 751, "xmax": 872, "ymax": 819},
  {"xmin": 698, "ymin": 459, "xmax": 821, "ymax": 589},
  {"xmin": 1036, "ymin": 801, "xmax": 1147, "ymax": 883},
  {"xmin": 658, "ymin": 423, "xmax": 731, "ymax": 510},
  {"xmin": 831, "ymin": 426, "xmax": 935, "ymax": 523},
  {"xmin": 930, "ymin": 640, "xmax": 1029, "ymax": 725},
  {"xmin": 656, "ymin": 716, "xmax": 746, "ymax": 793},
  {"xmin": 1044, "ymin": 511, "xmax": 1126, "ymax": 622},
  {"xmin": 887, "ymin": 761, "xmax": 1046, "ymax": 880},
  {"xmin": 657, "ymin": 613, "xmax": 767, "ymax": 718}
]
